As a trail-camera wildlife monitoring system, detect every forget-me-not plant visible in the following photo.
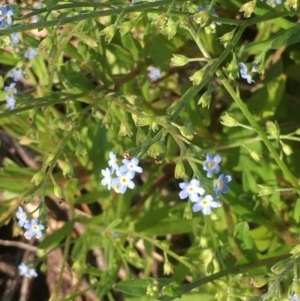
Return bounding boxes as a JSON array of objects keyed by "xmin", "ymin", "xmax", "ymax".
[
  {"xmin": 0, "ymin": 5, "xmax": 13, "ymax": 27},
  {"xmin": 214, "ymin": 174, "xmax": 232, "ymax": 197},
  {"xmin": 148, "ymin": 67, "xmax": 162, "ymax": 81},
  {"xmin": 23, "ymin": 219, "xmax": 45, "ymax": 239},
  {"xmin": 24, "ymin": 48, "xmax": 38, "ymax": 59},
  {"xmin": 112, "ymin": 170, "xmax": 135, "ymax": 194},
  {"xmin": 16, "ymin": 207, "xmax": 29, "ymax": 227},
  {"xmin": 119, "ymin": 157, "xmax": 143, "ymax": 177},
  {"xmin": 108, "ymin": 151, "xmax": 119, "ymax": 172},
  {"xmin": 203, "ymin": 153, "xmax": 222, "ymax": 178},
  {"xmin": 6, "ymin": 95, "xmax": 16, "ymax": 110},
  {"xmin": 238, "ymin": 62, "xmax": 255, "ymax": 84},
  {"xmin": 179, "ymin": 179, "xmax": 205, "ymax": 202},
  {"xmin": 101, "ymin": 168, "xmax": 113, "ymax": 190},
  {"xmin": 11, "ymin": 68, "xmax": 24, "ymax": 82},
  {"xmin": 192, "ymin": 195, "xmax": 221, "ymax": 215},
  {"xmin": 18, "ymin": 262, "xmax": 38, "ymax": 278},
  {"xmin": 10, "ymin": 33, "xmax": 19, "ymax": 46}
]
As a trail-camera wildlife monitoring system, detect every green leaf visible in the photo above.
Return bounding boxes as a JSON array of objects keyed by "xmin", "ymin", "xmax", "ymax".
[
  {"xmin": 106, "ymin": 218, "xmax": 122, "ymax": 230},
  {"xmin": 271, "ymin": 26, "xmax": 300, "ymax": 49},
  {"xmin": 234, "ymin": 222, "xmax": 258, "ymax": 262},
  {"xmin": 38, "ymin": 221, "xmax": 74, "ymax": 249},
  {"xmin": 293, "ymin": 198, "xmax": 300, "ymax": 223}
]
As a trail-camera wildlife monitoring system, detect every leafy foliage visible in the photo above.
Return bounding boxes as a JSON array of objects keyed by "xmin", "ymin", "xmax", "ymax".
[{"xmin": 1, "ymin": 0, "xmax": 300, "ymax": 301}]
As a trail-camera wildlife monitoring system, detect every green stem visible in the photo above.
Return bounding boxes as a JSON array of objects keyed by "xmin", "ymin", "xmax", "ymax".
[
  {"xmin": 217, "ymin": 71, "xmax": 299, "ymax": 190},
  {"xmin": 161, "ymin": 253, "xmax": 290, "ymax": 301}
]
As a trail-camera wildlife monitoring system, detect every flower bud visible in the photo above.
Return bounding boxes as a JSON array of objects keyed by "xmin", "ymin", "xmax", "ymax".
[
  {"xmin": 225, "ymin": 57, "xmax": 238, "ymax": 81},
  {"xmin": 175, "ymin": 160, "xmax": 185, "ymax": 179},
  {"xmin": 171, "ymin": 54, "xmax": 189, "ymax": 66},
  {"xmin": 178, "ymin": 126, "xmax": 194, "ymax": 140},
  {"xmin": 249, "ymin": 150, "xmax": 260, "ymax": 162},
  {"xmin": 189, "ymin": 69, "xmax": 205, "ymax": 85},
  {"xmin": 239, "ymin": 1, "xmax": 255, "ymax": 18},
  {"xmin": 183, "ymin": 202, "xmax": 192, "ymax": 219},
  {"xmin": 102, "ymin": 112, "xmax": 111, "ymax": 129},
  {"xmin": 31, "ymin": 170, "xmax": 44, "ymax": 186},
  {"xmin": 219, "ymin": 30, "xmax": 235, "ymax": 48},
  {"xmin": 161, "ymin": 19, "xmax": 177, "ymax": 40},
  {"xmin": 198, "ymin": 90, "xmax": 211, "ymax": 108},
  {"xmin": 118, "ymin": 121, "xmax": 133, "ymax": 137},
  {"xmin": 250, "ymin": 276, "xmax": 268, "ymax": 288},
  {"xmin": 257, "ymin": 185, "xmax": 275, "ymax": 196},
  {"xmin": 147, "ymin": 140, "xmax": 166, "ymax": 158},
  {"xmin": 76, "ymin": 140, "xmax": 87, "ymax": 157},
  {"xmin": 285, "ymin": 0, "xmax": 298, "ymax": 9},
  {"xmin": 270, "ymin": 257, "xmax": 291, "ymax": 275},
  {"xmin": 288, "ymin": 280, "xmax": 300, "ymax": 298},
  {"xmin": 281, "ymin": 142, "xmax": 293, "ymax": 156},
  {"xmin": 163, "ymin": 261, "xmax": 173, "ymax": 275},
  {"xmin": 119, "ymin": 21, "xmax": 135, "ymax": 36},
  {"xmin": 62, "ymin": 157, "xmax": 74, "ymax": 178},
  {"xmin": 54, "ymin": 184, "xmax": 64, "ymax": 200},
  {"xmin": 266, "ymin": 121, "xmax": 280, "ymax": 138},
  {"xmin": 220, "ymin": 112, "xmax": 239, "ymax": 127},
  {"xmin": 45, "ymin": 153, "xmax": 55, "ymax": 166},
  {"xmin": 290, "ymin": 244, "xmax": 300, "ymax": 258},
  {"xmin": 194, "ymin": 10, "xmax": 210, "ymax": 26},
  {"xmin": 155, "ymin": 14, "xmax": 167, "ymax": 28},
  {"xmin": 100, "ymin": 25, "xmax": 115, "ymax": 43},
  {"xmin": 136, "ymin": 127, "xmax": 146, "ymax": 145}
]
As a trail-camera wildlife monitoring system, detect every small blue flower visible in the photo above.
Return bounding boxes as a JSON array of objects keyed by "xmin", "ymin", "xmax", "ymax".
[
  {"xmin": 18, "ymin": 262, "xmax": 29, "ymax": 276},
  {"xmin": 23, "ymin": 219, "xmax": 45, "ymax": 239},
  {"xmin": 203, "ymin": 153, "xmax": 222, "ymax": 178},
  {"xmin": 148, "ymin": 67, "xmax": 162, "ymax": 81},
  {"xmin": 108, "ymin": 151, "xmax": 119, "ymax": 172},
  {"xmin": 16, "ymin": 207, "xmax": 29, "ymax": 228},
  {"xmin": 112, "ymin": 170, "xmax": 135, "ymax": 194},
  {"xmin": 238, "ymin": 62, "xmax": 255, "ymax": 84},
  {"xmin": 270, "ymin": 0, "xmax": 282, "ymax": 4},
  {"xmin": 192, "ymin": 195, "xmax": 221, "ymax": 215},
  {"xmin": 11, "ymin": 68, "xmax": 24, "ymax": 82},
  {"xmin": 289, "ymin": 294, "xmax": 300, "ymax": 301},
  {"xmin": 101, "ymin": 167, "xmax": 113, "ymax": 190},
  {"xmin": 0, "ymin": 6, "xmax": 13, "ymax": 27},
  {"xmin": 4, "ymin": 82, "xmax": 17, "ymax": 94},
  {"xmin": 6, "ymin": 94, "xmax": 16, "ymax": 110},
  {"xmin": 214, "ymin": 174, "xmax": 232, "ymax": 198},
  {"xmin": 179, "ymin": 179, "xmax": 205, "ymax": 202},
  {"xmin": 24, "ymin": 48, "xmax": 38, "ymax": 59},
  {"xmin": 120, "ymin": 157, "xmax": 143, "ymax": 177},
  {"xmin": 10, "ymin": 33, "xmax": 19, "ymax": 46},
  {"xmin": 18, "ymin": 262, "xmax": 38, "ymax": 278}
]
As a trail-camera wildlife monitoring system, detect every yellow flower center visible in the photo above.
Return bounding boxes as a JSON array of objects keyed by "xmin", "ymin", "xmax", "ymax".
[
  {"xmin": 208, "ymin": 162, "xmax": 215, "ymax": 168},
  {"xmin": 201, "ymin": 199, "xmax": 208, "ymax": 206},
  {"xmin": 121, "ymin": 177, "xmax": 128, "ymax": 184},
  {"xmin": 218, "ymin": 181, "xmax": 224, "ymax": 189},
  {"xmin": 32, "ymin": 225, "xmax": 38, "ymax": 231},
  {"xmin": 187, "ymin": 186, "xmax": 194, "ymax": 192}
]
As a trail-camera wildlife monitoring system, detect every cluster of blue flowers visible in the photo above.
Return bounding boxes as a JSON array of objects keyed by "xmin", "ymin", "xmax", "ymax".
[
  {"xmin": 238, "ymin": 62, "xmax": 258, "ymax": 84},
  {"xmin": 18, "ymin": 262, "xmax": 38, "ymax": 278},
  {"xmin": 1, "ymin": 4, "xmax": 38, "ymax": 110},
  {"xmin": 16, "ymin": 206, "xmax": 45, "ymax": 240},
  {"xmin": 179, "ymin": 154, "xmax": 231, "ymax": 215},
  {"xmin": 101, "ymin": 151, "xmax": 143, "ymax": 194}
]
